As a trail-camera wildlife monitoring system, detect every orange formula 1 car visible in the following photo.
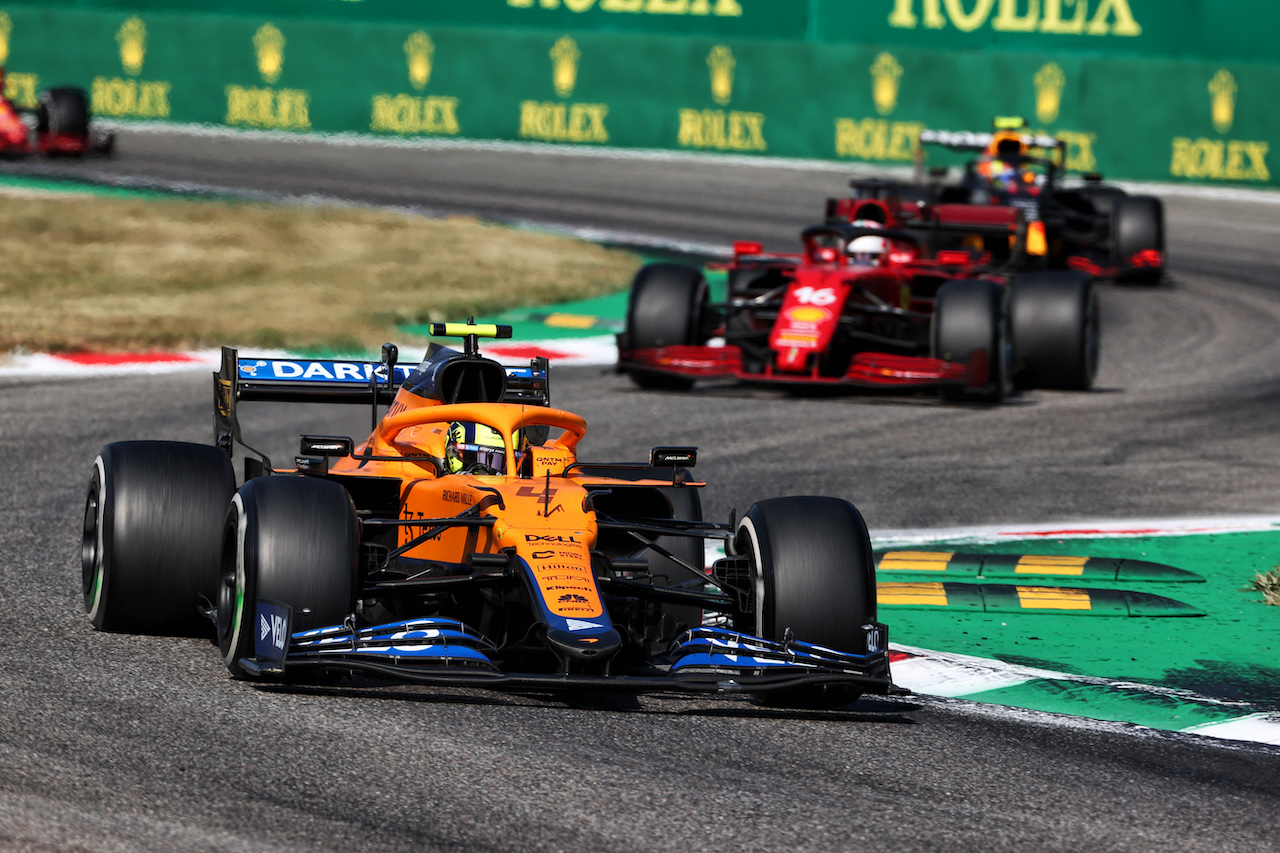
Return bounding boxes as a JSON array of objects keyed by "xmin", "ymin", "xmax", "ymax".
[
  {"xmin": 82, "ymin": 324, "xmax": 891, "ymax": 707},
  {"xmin": 0, "ymin": 71, "xmax": 114, "ymax": 156}
]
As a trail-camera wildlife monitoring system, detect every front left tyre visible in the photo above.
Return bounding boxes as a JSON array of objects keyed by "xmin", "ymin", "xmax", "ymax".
[
  {"xmin": 217, "ymin": 476, "xmax": 359, "ymax": 679},
  {"xmin": 622, "ymin": 262, "xmax": 709, "ymax": 390},
  {"xmin": 932, "ymin": 278, "xmax": 1010, "ymax": 403},
  {"xmin": 735, "ymin": 496, "xmax": 878, "ymax": 707},
  {"xmin": 83, "ymin": 441, "xmax": 235, "ymax": 634}
]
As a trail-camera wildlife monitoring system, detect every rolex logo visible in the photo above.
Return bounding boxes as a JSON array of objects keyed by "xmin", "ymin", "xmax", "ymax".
[
  {"xmin": 0, "ymin": 13, "xmax": 11, "ymax": 66},
  {"xmin": 1209, "ymin": 68, "xmax": 1237, "ymax": 134},
  {"xmin": 117, "ymin": 17, "xmax": 147, "ymax": 76},
  {"xmin": 254, "ymin": 24, "xmax": 285, "ymax": 85},
  {"xmin": 707, "ymin": 45, "xmax": 735, "ymax": 106},
  {"xmin": 550, "ymin": 36, "xmax": 579, "ymax": 98},
  {"xmin": 1033, "ymin": 62, "xmax": 1066, "ymax": 125},
  {"xmin": 870, "ymin": 53, "xmax": 902, "ymax": 117},
  {"xmin": 405, "ymin": 32, "xmax": 434, "ymax": 91}
]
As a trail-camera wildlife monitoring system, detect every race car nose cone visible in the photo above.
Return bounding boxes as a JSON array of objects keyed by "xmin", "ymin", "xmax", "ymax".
[{"xmin": 544, "ymin": 625, "xmax": 623, "ymax": 664}]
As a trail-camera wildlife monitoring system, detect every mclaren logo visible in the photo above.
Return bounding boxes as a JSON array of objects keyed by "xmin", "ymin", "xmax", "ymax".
[
  {"xmin": 406, "ymin": 31, "xmax": 433, "ymax": 90},
  {"xmin": 254, "ymin": 24, "xmax": 285, "ymax": 85},
  {"xmin": 871, "ymin": 52, "xmax": 902, "ymax": 117},
  {"xmin": 117, "ymin": 17, "xmax": 146, "ymax": 76},
  {"xmin": 707, "ymin": 45, "xmax": 734, "ymax": 106},
  {"xmin": 1034, "ymin": 62, "xmax": 1066, "ymax": 125}
]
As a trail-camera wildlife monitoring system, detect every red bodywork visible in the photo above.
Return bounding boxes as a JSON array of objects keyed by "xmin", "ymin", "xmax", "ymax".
[
  {"xmin": 0, "ymin": 85, "xmax": 114, "ymax": 157},
  {"xmin": 618, "ymin": 195, "xmax": 1015, "ymax": 392}
]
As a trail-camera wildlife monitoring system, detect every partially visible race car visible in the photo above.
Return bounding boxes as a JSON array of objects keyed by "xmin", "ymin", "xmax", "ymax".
[
  {"xmin": 910, "ymin": 117, "xmax": 1164, "ymax": 283},
  {"xmin": 82, "ymin": 323, "xmax": 892, "ymax": 707},
  {"xmin": 617, "ymin": 188, "xmax": 1099, "ymax": 402},
  {"xmin": 0, "ymin": 71, "xmax": 114, "ymax": 156}
]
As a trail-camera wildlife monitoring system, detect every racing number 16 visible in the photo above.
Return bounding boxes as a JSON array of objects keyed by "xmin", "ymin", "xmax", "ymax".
[{"xmin": 792, "ymin": 286, "xmax": 838, "ymax": 306}]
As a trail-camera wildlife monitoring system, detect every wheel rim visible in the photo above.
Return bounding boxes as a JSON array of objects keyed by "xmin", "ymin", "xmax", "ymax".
[
  {"xmin": 217, "ymin": 496, "xmax": 249, "ymax": 665},
  {"xmin": 82, "ymin": 462, "xmax": 106, "ymax": 618}
]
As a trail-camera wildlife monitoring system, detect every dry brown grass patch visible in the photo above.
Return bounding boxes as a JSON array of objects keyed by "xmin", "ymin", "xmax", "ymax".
[
  {"xmin": 0, "ymin": 195, "xmax": 641, "ymax": 353},
  {"xmin": 1249, "ymin": 567, "xmax": 1280, "ymax": 606}
]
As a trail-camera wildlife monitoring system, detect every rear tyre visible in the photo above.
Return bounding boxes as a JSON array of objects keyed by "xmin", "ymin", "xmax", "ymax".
[
  {"xmin": 1010, "ymin": 270, "xmax": 1099, "ymax": 391},
  {"xmin": 1076, "ymin": 183, "xmax": 1126, "ymax": 216},
  {"xmin": 623, "ymin": 263, "xmax": 708, "ymax": 390},
  {"xmin": 217, "ymin": 476, "xmax": 359, "ymax": 679},
  {"xmin": 37, "ymin": 87, "xmax": 90, "ymax": 137},
  {"xmin": 932, "ymin": 279, "xmax": 1010, "ymax": 403},
  {"xmin": 736, "ymin": 496, "xmax": 877, "ymax": 708},
  {"xmin": 1112, "ymin": 195, "xmax": 1165, "ymax": 284},
  {"xmin": 83, "ymin": 441, "xmax": 235, "ymax": 634}
]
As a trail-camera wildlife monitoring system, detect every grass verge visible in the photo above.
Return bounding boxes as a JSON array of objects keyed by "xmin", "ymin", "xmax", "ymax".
[
  {"xmin": 0, "ymin": 193, "xmax": 641, "ymax": 354},
  {"xmin": 1250, "ymin": 567, "xmax": 1280, "ymax": 606}
]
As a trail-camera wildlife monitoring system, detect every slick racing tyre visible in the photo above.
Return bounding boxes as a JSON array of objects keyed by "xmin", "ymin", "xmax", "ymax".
[
  {"xmin": 932, "ymin": 278, "xmax": 1010, "ymax": 403},
  {"xmin": 1112, "ymin": 195, "xmax": 1165, "ymax": 284},
  {"xmin": 83, "ymin": 441, "xmax": 235, "ymax": 634},
  {"xmin": 1009, "ymin": 270, "xmax": 1099, "ymax": 391},
  {"xmin": 37, "ymin": 87, "xmax": 90, "ymax": 138},
  {"xmin": 623, "ymin": 263, "xmax": 709, "ymax": 390},
  {"xmin": 736, "ymin": 496, "xmax": 877, "ymax": 708},
  {"xmin": 1076, "ymin": 183, "xmax": 1126, "ymax": 216},
  {"xmin": 218, "ymin": 476, "xmax": 359, "ymax": 680}
]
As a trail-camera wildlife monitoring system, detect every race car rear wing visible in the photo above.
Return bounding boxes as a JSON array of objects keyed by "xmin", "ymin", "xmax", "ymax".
[
  {"xmin": 214, "ymin": 343, "xmax": 550, "ymax": 459},
  {"xmin": 917, "ymin": 128, "xmax": 1062, "ymax": 152}
]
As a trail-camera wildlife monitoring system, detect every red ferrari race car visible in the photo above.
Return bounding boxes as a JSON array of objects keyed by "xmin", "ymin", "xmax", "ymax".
[
  {"xmin": 617, "ymin": 187, "xmax": 1098, "ymax": 403},
  {"xmin": 910, "ymin": 117, "xmax": 1163, "ymax": 283},
  {"xmin": 0, "ymin": 69, "xmax": 114, "ymax": 156}
]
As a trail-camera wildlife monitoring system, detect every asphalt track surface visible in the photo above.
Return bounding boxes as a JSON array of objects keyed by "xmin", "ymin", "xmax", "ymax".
[{"xmin": 2, "ymin": 129, "xmax": 1279, "ymax": 851}]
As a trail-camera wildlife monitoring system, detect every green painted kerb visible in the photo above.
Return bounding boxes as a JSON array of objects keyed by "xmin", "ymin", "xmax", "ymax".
[{"xmin": 889, "ymin": 530, "xmax": 1280, "ymax": 709}]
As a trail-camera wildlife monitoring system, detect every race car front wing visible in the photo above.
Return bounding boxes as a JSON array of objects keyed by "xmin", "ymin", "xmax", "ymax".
[
  {"xmin": 237, "ymin": 606, "xmax": 895, "ymax": 697},
  {"xmin": 618, "ymin": 344, "xmax": 971, "ymax": 390}
]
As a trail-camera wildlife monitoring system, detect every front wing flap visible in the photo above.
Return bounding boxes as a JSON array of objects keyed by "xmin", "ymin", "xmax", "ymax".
[{"xmin": 239, "ymin": 608, "xmax": 894, "ymax": 696}]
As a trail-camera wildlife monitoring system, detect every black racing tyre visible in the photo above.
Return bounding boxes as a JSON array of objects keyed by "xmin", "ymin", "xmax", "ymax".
[
  {"xmin": 37, "ymin": 87, "xmax": 90, "ymax": 137},
  {"xmin": 624, "ymin": 262, "xmax": 708, "ymax": 390},
  {"xmin": 217, "ymin": 476, "xmax": 359, "ymax": 680},
  {"xmin": 1076, "ymin": 183, "xmax": 1126, "ymax": 216},
  {"xmin": 735, "ymin": 496, "xmax": 877, "ymax": 708},
  {"xmin": 1009, "ymin": 270, "xmax": 1099, "ymax": 391},
  {"xmin": 1112, "ymin": 195, "xmax": 1165, "ymax": 284},
  {"xmin": 932, "ymin": 278, "xmax": 1010, "ymax": 403},
  {"xmin": 82, "ymin": 441, "xmax": 235, "ymax": 634}
]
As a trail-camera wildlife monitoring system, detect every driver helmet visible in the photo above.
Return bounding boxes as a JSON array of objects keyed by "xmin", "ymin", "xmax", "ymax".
[
  {"xmin": 446, "ymin": 422, "xmax": 507, "ymax": 474},
  {"xmin": 847, "ymin": 219, "xmax": 886, "ymax": 266}
]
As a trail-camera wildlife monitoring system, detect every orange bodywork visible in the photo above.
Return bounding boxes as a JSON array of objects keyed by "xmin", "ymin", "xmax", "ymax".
[{"xmin": 327, "ymin": 387, "xmax": 680, "ymax": 627}]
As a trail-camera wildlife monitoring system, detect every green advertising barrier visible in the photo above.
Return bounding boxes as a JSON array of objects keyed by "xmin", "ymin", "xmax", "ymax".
[{"xmin": 0, "ymin": 3, "xmax": 1274, "ymax": 186}]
